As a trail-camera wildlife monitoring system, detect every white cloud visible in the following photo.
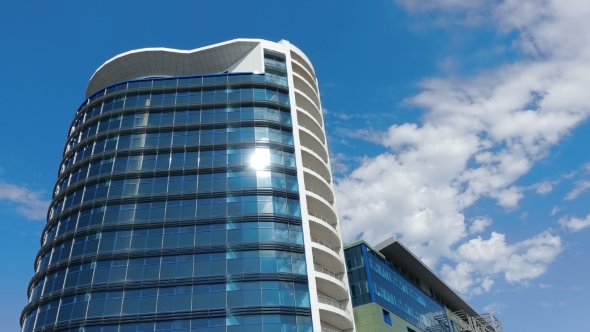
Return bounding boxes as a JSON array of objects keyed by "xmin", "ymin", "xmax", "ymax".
[
  {"xmin": 539, "ymin": 283, "xmax": 552, "ymax": 288},
  {"xmin": 584, "ymin": 163, "xmax": 590, "ymax": 173},
  {"xmin": 469, "ymin": 217, "xmax": 493, "ymax": 234},
  {"xmin": 562, "ymin": 171, "xmax": 577, "ymax": 179},
  {"xmin": 530, "ymin": 180, "xmax": 554, "ymax": 195},
  {"xmin": 329, "ymin": 153, "xmax": 351, "ymax": 176},
  {"xmin": 483, "ymin": 302, "xmax": 507, "ymax": 314},
  {"xmin": 0, "ymin": 182, "xmax": 49, "ymax": 220},
  {"xmin": 565, "ymin": 181, "xmax": 590, "ymax": 200},
  {"xmin": 440, "ymin": 231, "xmax": 561, "ymax": 293},
  {"xmin": 334, "ymin": 0, "xmax": 590, "ymax": 294},
  {"xmin": 559, "ymin": 214, "xmax": 590, "ymax": 232},
  {"xmin": 396, "ymin": 0, "xmax": 488, "ymax": 12},
  {"xmin": 541, "ymin": 302, "xmax": 565, "ymax": 307},
  {"xmin": 550, "ymin": 206, "xmax": 560, "ymax": 216}
]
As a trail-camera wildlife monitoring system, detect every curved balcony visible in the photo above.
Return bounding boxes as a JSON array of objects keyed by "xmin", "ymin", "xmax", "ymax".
[
  {"xmin": 293, "ymin": 75, "xmax": 321, "ymax": 110},
  {"xmin": 291, "ymin": 61, "xmax": 318, "ymax": 94},
  {"xmin": 290, "ymin": 51, "xmax": 317, "ymax": 80},
  {"xmin": 314, "ymin": 264, "xmax": 349, "ymax": 301},
  {"xmin": 317, "ymin": 294, "xmax": 354, "ymax": 331},
  {"xmin": 306, "ymin": 195, "xmax": 337, "ymax": 226},
  {"xmin": 299, "ymin": 131, "xmax": 328, "ymax": 163},
  {"xmin": 297, "ymin": 110, "xmax": 326, "ymax": 144},
  {"xmin": 321, "ymin": 323, "xmax": 345, "ymax": 332},
  {"xmin": 295, "ymin": 91, "xmax": 323, "ymax": 126},
  {"xmin": 311, "ymin": 238, "xmax": 344, "ymax": 274},
  {"xmin": 308, "ymin": 214, "xmax": 340, "ymax": 246},
  {"xmin": 302, "ymin": 150, "xmax": 332, "ymax": 184},
  {"xmin": 304, "ymin": 171, "xmax": 334, "ymax": 204}
]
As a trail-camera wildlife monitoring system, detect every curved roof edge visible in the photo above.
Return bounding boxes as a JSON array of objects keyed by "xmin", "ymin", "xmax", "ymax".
[{"xmin": 86, "ymin": 38, "xmax": 278, "ymax": 98}]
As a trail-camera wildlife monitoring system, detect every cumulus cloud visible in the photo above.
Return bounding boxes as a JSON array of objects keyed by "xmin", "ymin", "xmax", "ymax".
[
  {"xmin": 469, "ymin": 217, "xmax": 493, "ymax": 234},
  {"xmin": 334, "ymin": 0, "xmax": 590, "ymax": 294},
  {"xmin": 441, "ymin": 231, "xmax": 561, "ymax": 291},
  {"xmin": 564, "ymin": 181, "xmax": 590, "ymax": 200},
  {"xmin": 559, "ymin": 214, "xmax": 590, "ymax": 232},
  {"xmin": 0, "ymin": 182, "xmax": 49, "ymax": 220}
]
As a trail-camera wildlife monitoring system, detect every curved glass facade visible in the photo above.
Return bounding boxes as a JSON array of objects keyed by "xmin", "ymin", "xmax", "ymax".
[
  {"xmin": 22, "ymin": 40, "xmax": 356, "ymax": 332},
  {"xmin": 21, "ymin": 67, "xmax": 312, "ymax": 332}
]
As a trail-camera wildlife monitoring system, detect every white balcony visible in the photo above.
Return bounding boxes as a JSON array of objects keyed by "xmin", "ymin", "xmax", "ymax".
[
  {"xmin": 317, "ymin": 294, "xmax": 354, "ymax": 330},
  {"xmin": 301, "ymin": 150, "xmax": 332, "ymax": 184},
  {"xmin": 311, "ymin": 237, "xmax": 344, "ymax": 273},
  {"xmin": 314, "ymin": 264, "xmax": 350, "ymax": 301}
]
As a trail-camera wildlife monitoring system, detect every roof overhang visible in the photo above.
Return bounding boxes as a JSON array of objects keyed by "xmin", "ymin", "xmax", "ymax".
[
  {"xmin": 86, "ymin": 38, "xmax": 268, "ymax": 98},
  {"xmin": 374, "ymin": 237, "xmax": 480, "ymax": 317}
]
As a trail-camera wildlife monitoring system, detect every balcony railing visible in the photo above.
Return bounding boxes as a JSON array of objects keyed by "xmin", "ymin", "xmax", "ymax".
[
  {"xmin": 314, "ymin": 264, "xmax": 343, "ymax": 281},
  {"xmin": 321, "ymin": 328, "xmax": 343, "ymax": 332},
  {"xmin": 311, "ymin": 236, "xmax": 339, "ymax": 254},
  {"xmin": 317, "ymin": 294, "xmax": 348, "ymax": 312},
  {"xmin": 307, "ymin": 209, "xmax": 336, "ymax": 227}
]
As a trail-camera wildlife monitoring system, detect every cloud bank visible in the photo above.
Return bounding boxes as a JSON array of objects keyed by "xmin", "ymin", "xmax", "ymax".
[{"xmin": 335, "ymin": 0, "xmax": 590, "ymax": 294}]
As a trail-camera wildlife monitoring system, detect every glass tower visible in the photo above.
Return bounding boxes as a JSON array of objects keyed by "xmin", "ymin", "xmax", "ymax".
[{"xmin": 21, "ymin": 39, "xmax": 354, "ymax": 332}]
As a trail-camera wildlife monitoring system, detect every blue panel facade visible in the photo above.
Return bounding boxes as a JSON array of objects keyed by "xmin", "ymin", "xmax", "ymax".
[
  {"xmin": 21, "ymin": 52, "xmax": 314, "ymax": 332},
  {"xmin": 344, "ymin": 243, "xmax": 448, "ymax": 331}
]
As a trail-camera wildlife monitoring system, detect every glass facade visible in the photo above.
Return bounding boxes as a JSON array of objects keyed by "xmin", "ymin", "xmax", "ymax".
[
  {"xmin": 344, "ymin": 243, "xmax": 447, "ymax": 332},
  {"xmin": 21, "ymin": 49, "xmax": 316, "ymax": 332}
]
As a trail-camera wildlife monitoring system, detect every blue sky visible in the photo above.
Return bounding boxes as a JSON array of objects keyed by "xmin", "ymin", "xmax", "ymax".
[{"xmin": 2, "ymin": 1, "xmax": 589, "ymax": 330}]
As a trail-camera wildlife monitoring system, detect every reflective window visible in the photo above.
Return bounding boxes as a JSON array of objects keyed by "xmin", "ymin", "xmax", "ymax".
[
  {"xmin": 75, "ymin": 80, "xmax": 290, "ymax": 131},
  {"xmin": 45, "ymin": 195, "xmax": 301, "ymax": 245},
  {"xmin": 58, "ymin": 147, "xmax": 296, "ymax": 188},
  {"xmin": 32, "ymin": 282, "xmax": 309, "ymax": 330},
  {"xmin": 33, "ymin": 250, "xmax": 307, "ymax": 301},
  {"xmin": 55, "ymin": 171, "xmax": 298, "ymax": 208},
  {"xmin": 37, "ymin": 222, "xmax": 304, "ymax": 273},
  {"xmin": 70, "ymin": 106, "xmax": 292, "ymax": 149},
  {"xmin": 39, "ymin": 314, "xmax": 313, "ymax": 332},
  {"xmin": 65, "ymin": 126, "xmax": 293, "ymax": 166}
]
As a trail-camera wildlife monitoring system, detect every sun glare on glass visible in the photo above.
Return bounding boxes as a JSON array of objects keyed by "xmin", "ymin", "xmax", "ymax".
[{"xmin": 249, "ymin": 148, "xmax": 271, "ymax": 170}]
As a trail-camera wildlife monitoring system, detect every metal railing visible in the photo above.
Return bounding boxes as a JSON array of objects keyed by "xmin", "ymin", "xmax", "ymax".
[
  {"xmin": 317, "ymin": 294, "xmax": 348, "ymax": 312},
  {"xmin": 321, "ymin": 328, "xmax": 343, "ymax": 332},
  {"xmin": 307, "ymin": 209, "xmax": 336, "ymax": 227},
  {"xmin": 314, "ymin": 264, "xmax": 343, "ymax": 281},
  {"xmin": 311, "ymin": 236, "xmax": 339, "ymax": 254}
]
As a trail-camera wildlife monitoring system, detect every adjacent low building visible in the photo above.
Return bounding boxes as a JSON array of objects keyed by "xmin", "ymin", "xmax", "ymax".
[{"xmin": 344, "ymin": 238, "xmax": 504, "ymax": 332}]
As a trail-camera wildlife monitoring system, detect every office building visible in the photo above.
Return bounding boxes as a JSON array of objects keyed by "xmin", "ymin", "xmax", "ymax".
[
  {"xmin": 345, "ymin": 238, "xmax": 504, "ymax": 332},
  {"xmin": 20, "ymin": 39, "xmax": 354, "ymax": 332}
]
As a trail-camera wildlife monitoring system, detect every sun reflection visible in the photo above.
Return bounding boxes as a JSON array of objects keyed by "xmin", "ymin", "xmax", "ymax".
[{"xmin": 249, "ymin": 148, "xmax": 271, "ymax": 170}]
